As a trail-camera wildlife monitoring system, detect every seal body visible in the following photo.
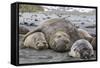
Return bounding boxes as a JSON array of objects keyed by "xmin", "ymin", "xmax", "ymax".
[
  {"xmin": 77, "ymin": 29, "xmax": 93, "ymax": 42},
  {"xmin": 23, "ymin": 18, "xmax": 80, "ymax": 52},
  {"xmin": 69, "ymin": 39, "xmax": 94, "ymax": 59},
  {"xmin": 23, "ymin": 32, "xmax": 48, "ymax": 50},
  {"xmin": 77, "ymin": 28, "xmax": 96, "ymax": 49},
  {"xmin": 19, "ymin": 25, "xmax": 29, "ymax": 34},
  {"xmin": 91, "ymin": 37, "xmax": 96, "ymax": 50}
]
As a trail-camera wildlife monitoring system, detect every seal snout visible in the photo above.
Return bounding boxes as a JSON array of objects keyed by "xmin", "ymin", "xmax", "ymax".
[
  {"xmin": 53, "ymin": 39, "xmax": 70, "ymax": 52},
  {"xmin": 52, "ymin": 32, "xmax": 71, "ymax": 52},
  {"xmin": 36, "ymin": 41, "xmax": 48, "ymax": 50}
]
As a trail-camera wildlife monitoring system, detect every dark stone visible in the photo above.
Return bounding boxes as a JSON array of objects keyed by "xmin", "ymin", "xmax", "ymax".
[
  {"xmin": 24, "ymin": 22, "xmax": 28, "ymax": 25},
  {"xmin": 47, "ymin": 17, "xmax": 50, "ymax": 19},
  {"xmin": 35, "ymin": 19, "xmax": 38, "ymax": 21},
  {"xmin": 30, "ymin": 23, "xmax": 38, "ymax": 27},
  {"xmin": 81, "ymin": 22, "xmax": 85, "ymax": 25}
]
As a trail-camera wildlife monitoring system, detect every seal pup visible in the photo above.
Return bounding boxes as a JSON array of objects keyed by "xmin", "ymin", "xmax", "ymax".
[{"xmin": 69, "ymin": 39, "xmax": 94, "ymax": 59}]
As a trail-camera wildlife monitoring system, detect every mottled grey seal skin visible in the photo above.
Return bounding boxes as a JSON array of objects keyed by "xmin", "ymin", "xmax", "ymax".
[
  {"xmin": 23, "ymin": 18, "xmax": 80, "ymax": 52},
  {"xmin": 23, "ymin": 32, "xmax": 49, "ymax": 50},
  {"xmin": 19, "ymin": 25, "xmax": 29, "ymax": 34},
  {"xmin": 69, "ymin": 39, "xmax": 94, "ymax": 59}
]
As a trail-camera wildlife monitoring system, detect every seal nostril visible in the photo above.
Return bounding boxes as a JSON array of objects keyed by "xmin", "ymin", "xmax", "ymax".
[
  {"xmin": 63, "ymin": 39, "xmax": 70, "ymax": 43},
  {"xmin": 66, "ymin": 40, "xmax": 69, "ymax": 43},
  {"xmin": 84, "ymin": 56, "xmax": 87, "ymax": 59}
]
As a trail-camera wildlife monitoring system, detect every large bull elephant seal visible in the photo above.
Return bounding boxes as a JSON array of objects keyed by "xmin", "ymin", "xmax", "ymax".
[
  {"xmin": 23, "ymin": 18, "xmax": 81, "ymax": 52},
  {"xmin": 69, "ymin": 39, "xmax": 94, "ymax": 59}
]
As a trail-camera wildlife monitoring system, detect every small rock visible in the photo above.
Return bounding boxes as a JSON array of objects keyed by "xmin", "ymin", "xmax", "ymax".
[
  {"xmin": 47, "ymin": 17, "xmax": 50, "ymax": 19},
  {"xmin": 85, "ymin": 24, "xmax": 96, "ymax": 28},
  {"xmin": 35, "ymin": 19, "xmax": 38, "ymax": 21},
  {"xmin": 30, "ymin": 23, "xmax": 37, "ymax": 27},
  {"xmin": 24, "ymin": 22, "xmax": 28, "ymax": 25},
  {"xmin": 81, "ymin": 22, "xmax": 85, "ymax": 25}
]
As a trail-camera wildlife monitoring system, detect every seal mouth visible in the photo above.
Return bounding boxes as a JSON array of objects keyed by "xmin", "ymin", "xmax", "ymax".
[
  {"xmin": 80, "ymin": 51, "xmax": 90, "ymax": 59},
  {"xmin": 80, "ymin": 55, "xmax": 90, "ymax": 59},
  {"xmin": 52, "ymin": 39, "xmax": 70, "ymax": 52},
  {"xmin": 36, "ymin": 42, "xmax": 48, "ymax": 50},
  {"xmin": 37, "ymin": 44, "xmax": 45, "ymax": 50}
]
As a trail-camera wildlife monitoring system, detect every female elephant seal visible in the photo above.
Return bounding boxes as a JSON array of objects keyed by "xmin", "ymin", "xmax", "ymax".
[
  {"xmin": 23, "ymin": 32, "xmax": 48, "ymax": 50},
  {"xmin": 23, "ymin": 18, "xmax": 81, "ymax": 52},
  {"xmin": 77, "ymin": 28, "xmax": 96, "ymax": 49},
  {"xmin": 77, "ymin": 29, "xmax": 93, "ymax": 42},
  {"xmin": 69, "ymin": 39, "xmax": 94, "ymax": 59}
]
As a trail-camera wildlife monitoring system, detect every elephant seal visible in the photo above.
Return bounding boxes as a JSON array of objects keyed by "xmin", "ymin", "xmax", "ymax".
[
  {"xmin": 23, "ymin": 32, "xmax": 49, "ymax": 50},
  {"xmin": 77, "ymin": 29, "xmax": 93, "ymax": 42},
  {"xmin": 19, "ymin": 25, "xmax": 29, "ymax": 34},
  {"xmin": 23, "ymin": 18, "xmax": 80, "ymax": 52},
  {"xmin": 77, "ymin": 29, "xmax": 96, "ymax": 49},
  {"xmin": 69, "ymin": 39, "xmax": 94, "ymax": 59},
  {"xmin": 91, "ymin": 37, "xmax": 96, "ymax": 50}
]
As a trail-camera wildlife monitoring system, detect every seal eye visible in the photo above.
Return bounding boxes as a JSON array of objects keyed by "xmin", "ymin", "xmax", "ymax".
[
  {"xmin": 57, "ymin": 35, "xmax": 61, "ymax": 38},
  {"xmin": 36, "ymin": 42, "xmax": 39, "ymax": 45},
  {"xmin": 43, "ymin": 42, "xmax": 46, "ymax": 45}
]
